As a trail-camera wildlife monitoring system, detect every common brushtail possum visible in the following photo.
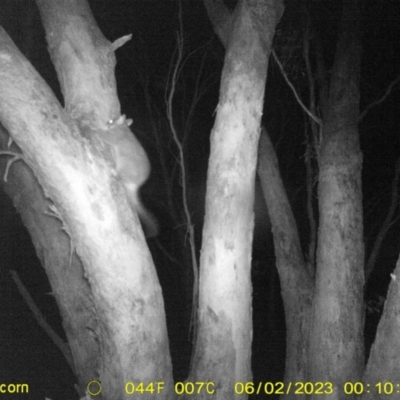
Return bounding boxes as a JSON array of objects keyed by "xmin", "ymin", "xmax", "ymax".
[{"xmin": 96, "ymin": 115, "xmax": 159, "ymax": 238}]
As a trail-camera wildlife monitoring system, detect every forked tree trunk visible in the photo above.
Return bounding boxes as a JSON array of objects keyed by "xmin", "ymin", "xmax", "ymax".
[
  {"xmin": 207, "ymin": 0, "xmax": 364, "ymax": 397},
  {"xmin": 205, "ymin": 0, "xmax": 313, "ymax": 389},
  {"xmin": 0, "ymin": 1, "xmax": 173, "ymax": 398}
]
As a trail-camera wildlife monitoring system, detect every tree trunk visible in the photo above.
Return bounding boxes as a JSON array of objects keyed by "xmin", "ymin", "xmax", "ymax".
[
  {"xmin": 0, "ymin": 1, "xmax": 173, "ymax": 398},
  {"xmin": 190, "ymin": 1, "xmax": 283, "ymax": 398},
  {"xmin": 205, "ymin": 0, "xmax": 313, "ymax": 389},
  {"xmin": 0, "ymin": 125, "xmax": 98, "ymax": 397},
  {"xmin": 361, "ymin": 256, "xmax": 400, "ymax": 398},
  {"xmin": 258, "ymin": 128, "xmax": 313, "ymax": 385},
  {"xmin": 309, "ymin": 0, "xmax": 365, "ymax": 395}
]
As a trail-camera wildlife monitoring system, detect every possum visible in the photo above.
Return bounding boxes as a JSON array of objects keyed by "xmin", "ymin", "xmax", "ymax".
[{"xmin": 96, "ymin": 115, "xmax": 159, "ymax": 238}]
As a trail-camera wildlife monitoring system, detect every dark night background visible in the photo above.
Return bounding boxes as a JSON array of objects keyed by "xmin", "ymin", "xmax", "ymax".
[{"xmin": 0, "ymin": 0, "xmax": 399, "ymax": 399}]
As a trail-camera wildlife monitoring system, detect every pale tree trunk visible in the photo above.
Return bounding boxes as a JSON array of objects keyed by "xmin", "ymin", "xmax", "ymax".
[
  {"xmin": 207, "ymin": 1, "xmax": 365, "ymax": 397},
  {"xmin": 205, "ymin": 0, "xmax": 313, "ymax": 389},
  {"xmin": 258, "ymin": 129, "xmax": 313, "ymax": 385},
  {"xmin": 0, "ymin": 1, "xmax": 173, "ymax": 399},
  {"xmin": 361, "ymin": 133, "xmax": 400, "ymax": 391},
  {"xmin": 262, "ymin": 0, "xmax": 365, "ymax": 395},
  {"xmin": 361, "ymin": 257, "xmax": 400, "ymax": 398},
  {"xmin": 309, "ymin": 0, "xmax": 365, "ymax": 395},
  {"xmin": 0, "ymin": 125, "xmax": 98, "ymax": 396},
  {"xmin": 259, "ymin": 0, "xmax": 365, "ymax": 393},
  {"xmin": 189, "ymin": 1, "xmax": 283, "ymax": 398}
]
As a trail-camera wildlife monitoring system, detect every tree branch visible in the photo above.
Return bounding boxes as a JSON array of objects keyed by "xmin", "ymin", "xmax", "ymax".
[
  {"xmin": 272, "ymin": 50, "xmax": 322, "ymax": 126},
  {"xmin": 359, "ymin": 74, "xmax": 400, "ymax": 121},
  {"xmin": 166, "ymin": 1, "xmax": 199, "ymax": 346}
]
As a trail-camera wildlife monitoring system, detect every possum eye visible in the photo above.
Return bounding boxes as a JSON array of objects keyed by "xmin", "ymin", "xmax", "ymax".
[{"xmin": 107, "ymin": 115, "xmax": 132, "ymax": 127}]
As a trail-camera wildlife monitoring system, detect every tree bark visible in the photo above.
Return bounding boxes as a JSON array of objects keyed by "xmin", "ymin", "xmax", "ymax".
[
  {"xmin": 0, "ymin": 1, "xmax": 173, "ymax": 398},
  {"xmin": 362, "ymin": 257, "xmax": 400, "ymax": 399},
  {"xmin": 0, "ymin": 125, "xmax": 98, "ymax": 397},
  {"xmin": 309, "ymin": 0, "xmax": 365, "ymax": 395},
  {"xmin": 206, "ymin": 0, "xmax": 313, "ymax": 388},
  {"xmin": 258, "ymin": 128, "xmax": 313, "ymax": 385},
  {"xmin": 191, "ymin": 1, "xmax": 283, "ymax": 398}
]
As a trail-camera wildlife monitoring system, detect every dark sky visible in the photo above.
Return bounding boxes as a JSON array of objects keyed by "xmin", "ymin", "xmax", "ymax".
[{"xmin": 0, "ymin": 1, "xmax": 400, "ymax": 399}]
